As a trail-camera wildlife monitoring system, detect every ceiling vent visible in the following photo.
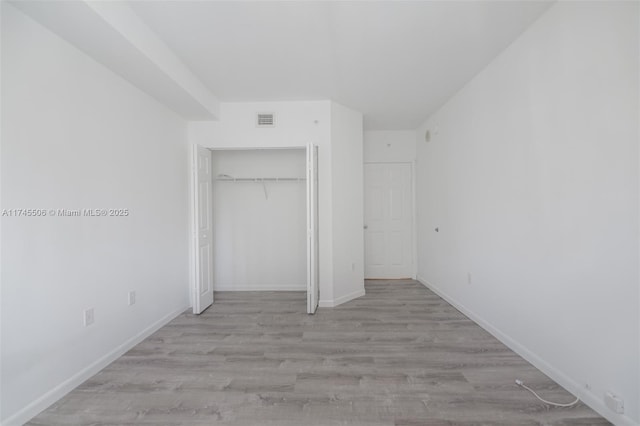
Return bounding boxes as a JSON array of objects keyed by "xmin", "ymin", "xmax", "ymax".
[{"xmin": 256, "ymin": 113, "xmax": 275, "ymax": 127}]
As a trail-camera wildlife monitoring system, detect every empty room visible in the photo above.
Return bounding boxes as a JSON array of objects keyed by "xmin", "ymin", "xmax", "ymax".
[{"xmin": 1, "ymin": 1, "xmax": 638, "ymax": 425}]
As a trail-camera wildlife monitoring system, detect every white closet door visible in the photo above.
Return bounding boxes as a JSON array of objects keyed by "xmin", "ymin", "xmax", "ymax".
[
  {"xmin": 306, "ymin": 143, "xmax": 319, "ymax": 314},
  {"xmin": 193, "ymin": 145, "xmax": 214, "ymax": 314},
  {"xmin": 364, "ymin": 163, "xmax": 413, "ymax": 279}
]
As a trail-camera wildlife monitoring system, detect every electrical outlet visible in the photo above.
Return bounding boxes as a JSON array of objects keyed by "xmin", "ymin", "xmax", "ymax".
[
  {"xmin": 128, "ymin": 291, "xmax": 136, "ymax": 306},
  {"xmin": 467, "ymin": 273, "xmax": 472, "ymax": 284},
  {"xmin": 351, "ymin": 262, "xmax": 355, "ymax": 272},
  {"xmin": 604, "ymin": 392, "xmax": 624, "ymax": 414},
  {"xmin": 83, "ymin": 308, "xmax": 94, "ymax": 327}
]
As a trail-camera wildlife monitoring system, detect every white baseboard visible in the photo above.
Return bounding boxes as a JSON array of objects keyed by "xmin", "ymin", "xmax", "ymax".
[
  {"xmin": 319, "ymin": 288, "xmax": 365, "ymax": 308},
  {"xmin": 2, "ymin": 305, "xmax": 189, "ymax": 426},
  {"xmin": 213, "ymin": 284, "xmax": 306, "ymax": 291},
  {"xmin": 416, "ymin": 276, "xmax": 638, "ymax": 426}
]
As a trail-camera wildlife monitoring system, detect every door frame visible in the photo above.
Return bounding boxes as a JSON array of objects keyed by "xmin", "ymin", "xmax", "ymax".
[
  {"xmin": 363, "ymin": 160, "xmax": 417, "ymax": 280},
  {"xmin": 189, "ymin": 144, "xmax": 319, "ymax": 313}
]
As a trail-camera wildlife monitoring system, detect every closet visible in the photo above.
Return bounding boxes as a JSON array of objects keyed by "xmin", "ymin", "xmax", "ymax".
[{"xmin": 192, "ymin": 145, "xmax": 318, "ymax": 315}]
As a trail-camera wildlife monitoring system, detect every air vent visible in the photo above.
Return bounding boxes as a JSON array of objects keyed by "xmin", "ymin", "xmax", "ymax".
[{"xmin": 256, "ymin": 113, "xmax": 275, "ymax": 127}]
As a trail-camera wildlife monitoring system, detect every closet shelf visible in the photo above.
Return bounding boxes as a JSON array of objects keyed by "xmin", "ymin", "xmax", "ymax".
[{"xmin": 215, "ymin": 177, "xmax": 306, "ymax": 182}]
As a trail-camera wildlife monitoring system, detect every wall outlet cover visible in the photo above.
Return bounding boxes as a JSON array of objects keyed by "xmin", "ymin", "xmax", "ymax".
[
  {"xmin": 83, "ymin": 308, "xmax": 94, "ymax": 327},
  {"xmin": 604, "ymin": 392, "xmax": 624, "ymax": 414}
]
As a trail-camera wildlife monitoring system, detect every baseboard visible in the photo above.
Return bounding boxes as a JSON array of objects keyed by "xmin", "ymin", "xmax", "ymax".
[
  {"xmin": 213, "ymin": 284, "xmax": 306, "ymax": 292},
  {"xmin": 416, "ymin": 276, "xmax": 638, "ymax": 426},
  {"xmin": 319, "ymin": 288, "xmax": 365, "ymax": 308},
  {"xmin": 2, "ymin": 305, "xmax": 189, "ymax": 426}
]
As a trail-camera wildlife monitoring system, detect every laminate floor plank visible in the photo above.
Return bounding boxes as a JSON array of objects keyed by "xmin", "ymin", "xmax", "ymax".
[{"xmin": 28, "ymin": 280, "xmax": 608, "ymax": 425}]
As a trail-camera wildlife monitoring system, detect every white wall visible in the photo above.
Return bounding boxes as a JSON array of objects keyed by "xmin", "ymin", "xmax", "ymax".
[
  {"xmin": 364, "ymin": 130, "xmax": 416, "ymax": 163},
  {"xmin": 1, "ymin": 4, "xmax": 190, "ymax": 424},
  {"xmin": 329, "ymin": 102, "xmax": 365, "ymax": 306},
  {"xmin": 416, "ymin": 2, "xmax": 639, "ymax": 425},
  {"xmin": 189, "ymin": 101, "xmax": 331, "ymax": 149},
  {"xmin": 211, "ymin": 149, "xmax": 307, "ymax": 291}
]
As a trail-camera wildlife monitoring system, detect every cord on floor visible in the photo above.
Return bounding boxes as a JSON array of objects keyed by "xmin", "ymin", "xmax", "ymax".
[{"xmin": 515, "ymin": 379, "xmax": 580, "ymax": 407}]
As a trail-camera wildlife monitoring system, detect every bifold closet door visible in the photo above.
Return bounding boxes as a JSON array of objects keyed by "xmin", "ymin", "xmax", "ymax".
[
  {"xmin": 306, "ymin": 143, "xmax": 319, "ymax": 314},
  {"xmin": 193, "ymin": 145, "xmax": 214, "ymax": 314}
]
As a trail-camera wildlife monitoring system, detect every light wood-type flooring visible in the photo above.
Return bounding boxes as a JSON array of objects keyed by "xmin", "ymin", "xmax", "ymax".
[{"xmin": 29, "ymin": 280, "xmax": 608, "ymax": 425}]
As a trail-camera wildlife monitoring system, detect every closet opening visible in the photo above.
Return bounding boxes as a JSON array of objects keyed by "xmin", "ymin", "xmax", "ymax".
[{"xmin": 191, "ymin": 145, "xmax": 318, "ymax": 315}]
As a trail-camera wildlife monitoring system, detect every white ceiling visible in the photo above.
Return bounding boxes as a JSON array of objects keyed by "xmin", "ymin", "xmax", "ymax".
[
  {"xmin": 128, "ymin": 1, "xmax": 554, "ymax": 130},
  {"xmin": 12, "ymin": 1, "xmax": 554, "ymax": 129}
]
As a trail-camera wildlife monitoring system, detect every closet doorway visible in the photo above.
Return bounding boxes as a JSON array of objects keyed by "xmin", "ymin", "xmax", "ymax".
[{"xmin": 191, "ymin": 144, "xmax": 318, "ymax": 315}]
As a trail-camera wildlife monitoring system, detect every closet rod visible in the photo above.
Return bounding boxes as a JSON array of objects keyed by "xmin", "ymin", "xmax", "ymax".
[{"xmin": 214, "ymin": 177, "xmax": 306, "ymax": 182}]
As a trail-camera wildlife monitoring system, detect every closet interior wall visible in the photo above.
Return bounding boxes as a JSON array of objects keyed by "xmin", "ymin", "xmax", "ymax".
[{"xmin": 211, "ymin": 149, "xmax": 307, "ymax": 291}]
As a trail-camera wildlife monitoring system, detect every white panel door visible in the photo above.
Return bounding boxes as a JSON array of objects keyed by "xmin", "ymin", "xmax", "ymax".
[
  {"xmin": 364, "ymin": 163, "xmax": 412, "ymax": 279},
  {"xmin": 193, "ymin": 145, "xmax": 214, "ymax": 314},
  {"xmin": 306, "ymin": 143, "xmax": 319, "ymax": 314}
]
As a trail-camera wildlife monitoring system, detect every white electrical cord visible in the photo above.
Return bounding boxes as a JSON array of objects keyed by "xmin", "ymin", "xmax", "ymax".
[{"xmin": 515, "ymin": 379, "xmax": 580, "ymax": 407}]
